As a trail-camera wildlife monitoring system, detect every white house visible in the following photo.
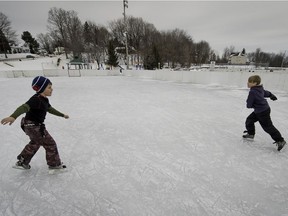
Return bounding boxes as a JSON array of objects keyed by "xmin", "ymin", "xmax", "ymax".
[
  {"xmin": 229, "ymin": 49, "xmax": 248, "ymax": 65},
  {"xmin": 54, "ymin": 47, "xmax": 65, "ymax": 55},
  {"xmin": 10, "ymin": 43, "xmax": 30, "ymax": 53}
]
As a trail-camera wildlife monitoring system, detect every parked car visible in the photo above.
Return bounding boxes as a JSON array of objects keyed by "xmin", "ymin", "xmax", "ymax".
[{"xmin": 26, "ymin": 55, "xmax": 35, "ymax": 59}]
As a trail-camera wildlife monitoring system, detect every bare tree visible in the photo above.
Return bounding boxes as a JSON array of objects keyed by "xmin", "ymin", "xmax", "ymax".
[
  {"xmin": 37, "ymin": 33, "xmax": 53, "ymax": 54},
  {"xmin": 159, "ymin": 29, "xmax": 194, "ymax": 68},
  {"xmin": 0, "ymin": 12, "xmax": 17, "ymax": 43},
  {"xmin": 109, "ymin": 18, "xmax": 126, "ymax": 46},
  {"xmin": 109, "ymin": 16, "xmax": 159, "ymax": 66},
  {"xmin": 127, "ymin": 16, "xmax": 158, "ymax": 65},
  {"xmin": 194, "ymin": 40, "xmax": 211, "ymax": 65},
  {"xmin": 48, "ymin": 7, "xmax": 84, "ymax": 59},
  {"xmin": 47, "ymin": 8, "xmax": 69, "ymax": 58},
  {"xmin": 222, "ymin": 45, "xmax": 235, "ymax": 63},
  {"xmin": 65, "ymin": 10, "xmax": 84, "ymax": 58},
  {"xmin": 138, "ymin": 22, "xmax": 160, "ymax": 65},
  {"xmin": 83, "ymin": 21, "xmax": 110, "ymax": 68}
]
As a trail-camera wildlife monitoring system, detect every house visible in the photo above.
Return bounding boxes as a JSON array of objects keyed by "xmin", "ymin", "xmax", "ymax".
[
  {"xmin": 10, "ymin": 43, "xmax": 30, "ymax": 53},
  {"xmin": 229, "ymin": 48, "xmax": 248, "ymax": 65},
  {"xmin": 54, "ymin": 47, "xmax": 65, "ymax": 55}
]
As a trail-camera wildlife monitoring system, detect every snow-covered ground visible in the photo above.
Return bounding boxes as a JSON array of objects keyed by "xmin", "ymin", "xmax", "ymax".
[
  {"xmin": 0, "ymin": 75, "xmax": 288, "ymax": 216},
  {"xmin": 0, "ymin": 54, "xmax": 68, "ymax": 71}
]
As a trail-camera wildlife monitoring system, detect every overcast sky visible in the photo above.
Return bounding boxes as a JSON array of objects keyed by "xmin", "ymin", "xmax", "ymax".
[{"xmin": 1, "ymin": 0, "xmax": 288, "ymax": 56}]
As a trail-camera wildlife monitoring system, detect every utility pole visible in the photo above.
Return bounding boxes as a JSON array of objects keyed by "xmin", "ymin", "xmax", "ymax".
[{"xmin": 123, "ymin": 0, "xmax": 129, "ymax": 69}]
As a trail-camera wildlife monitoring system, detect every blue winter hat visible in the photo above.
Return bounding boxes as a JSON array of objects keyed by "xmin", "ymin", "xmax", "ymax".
[{"xmin": 32, "ymin": 76, "xmax": 51, "ymax": 93}]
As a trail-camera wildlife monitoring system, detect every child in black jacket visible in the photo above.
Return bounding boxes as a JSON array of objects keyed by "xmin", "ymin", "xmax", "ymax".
[
  {"xmin": 1, "ymin": 76, "xmax": 69, "ymax": 169},
  {"xmin": 243, "ymin": 75, "xmax": 286, "ymax": 151}
]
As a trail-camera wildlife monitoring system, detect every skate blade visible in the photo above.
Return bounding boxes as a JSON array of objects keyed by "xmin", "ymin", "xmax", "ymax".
[
  {"xmin": 242, "ymin": 137, "xmax": 254, "ymax": 142},
  {"xmin": 48, "ymin": 168, "xmax": 68, "ymax": 174},
  {"xmin": 12, "ymin": 165, "xmax": 30, "ymax": 170},
  {"xmin": 278, "ymin": 143, "xmax": 287, "ymax": 152}
]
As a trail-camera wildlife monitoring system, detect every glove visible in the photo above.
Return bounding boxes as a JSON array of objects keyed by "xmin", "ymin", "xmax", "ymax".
[{"xmin": 270, "ymin": 94, "xmax": 277, "ymax": 101}]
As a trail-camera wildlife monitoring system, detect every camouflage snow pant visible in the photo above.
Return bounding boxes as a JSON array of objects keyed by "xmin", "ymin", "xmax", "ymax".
[{"xmin": 18, "ymin": 118, "xmax": 62, "ymax": 167}]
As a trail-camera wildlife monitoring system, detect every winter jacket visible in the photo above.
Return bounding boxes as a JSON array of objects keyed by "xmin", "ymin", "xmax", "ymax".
[
  {"xmin": 246, "ymin": 85, "xmax": 274, "ymax": 113},
  {"xmin": 10, "ymin": 94, "xmax": 65, "ymax": 124}
]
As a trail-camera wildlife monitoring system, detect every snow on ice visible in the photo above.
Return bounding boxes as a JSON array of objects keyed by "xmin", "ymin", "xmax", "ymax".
[{"xmin": 0, "ymin": 67, "xmax": 288, "ymax": 216}]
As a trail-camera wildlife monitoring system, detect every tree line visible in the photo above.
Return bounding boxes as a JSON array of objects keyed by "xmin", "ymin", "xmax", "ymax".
[{"xmin": 0, "ymin": 9, "xmax": 287, "ymax": 69}]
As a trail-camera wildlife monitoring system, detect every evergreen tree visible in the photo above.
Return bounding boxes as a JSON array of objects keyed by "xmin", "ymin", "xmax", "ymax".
[
  {"xmin": 106, "ymin": 40, "xmax": 118, "ymax": 68},
  {"xmin": 21, "ymin": 31, "xmax": 39, "ymax": 53},
  {"xmin": 83, "ymin": 21, "xmax": 92, "ymax": 44},
  {"xmin": 0, "ymin": 29, "xmax": 11, "ymax": 57},
  {"xmin": 144, "ymin": 44, "xmax": 162, "ymax": 70}
]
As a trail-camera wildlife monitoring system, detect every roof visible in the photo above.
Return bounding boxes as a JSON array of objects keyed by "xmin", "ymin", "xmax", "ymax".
[{"xmin": 69, "ymin": 58, "xmax": 85, "ymax": 65}]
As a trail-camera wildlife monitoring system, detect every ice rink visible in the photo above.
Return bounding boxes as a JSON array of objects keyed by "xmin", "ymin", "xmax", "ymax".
[{"xmin": 0, "ymin": 76, "xmax": 287, "ymax": 216}]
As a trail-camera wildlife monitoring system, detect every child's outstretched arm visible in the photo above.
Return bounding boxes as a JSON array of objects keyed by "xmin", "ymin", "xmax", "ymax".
[
  {"xmin": 48, "ymin": 107, "xmax": 69, "ymax": 119},
  {"xmin": 1, "ymin": 104, "xmax": 30, "ymax": 125},
  {"xmin": 264, "ymin": 90, "xmax": 277, "ymax": 101}
]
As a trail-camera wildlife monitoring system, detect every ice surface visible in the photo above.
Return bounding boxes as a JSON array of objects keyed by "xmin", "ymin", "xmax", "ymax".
[{"xmin": 0, "ymin": 76, "xmax": 287, "ymax": 216}]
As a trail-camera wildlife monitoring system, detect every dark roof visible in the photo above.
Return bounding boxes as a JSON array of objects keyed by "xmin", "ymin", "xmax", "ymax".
[
  {"xmin": 230, "ymin": 52, "xmax": 246, "ymax": 57},
  {"xmin": 69, "ymin": 58, "xmax": 84, "ymax": 64}
]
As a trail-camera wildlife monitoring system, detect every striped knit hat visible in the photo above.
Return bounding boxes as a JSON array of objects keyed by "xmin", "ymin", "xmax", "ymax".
[{"xmin": 32, "ymin": 76, "xmax": 51, "ymax": 93}]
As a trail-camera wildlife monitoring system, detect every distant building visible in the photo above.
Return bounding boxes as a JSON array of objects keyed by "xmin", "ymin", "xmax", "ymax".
[
  {"xmin": 10, "ymin": 43, "xmax": 30, "ymax": 53},
  {"xmin": 229, "ymin": 48, "xmax": 248, "ymax": 65},
  {"xmin": 67, "ymin": 58, "xmax": 89, "ymax": 70},
  {"xmin": 54, "ymin": 47, "xmax": 65, "ymax": 55}
]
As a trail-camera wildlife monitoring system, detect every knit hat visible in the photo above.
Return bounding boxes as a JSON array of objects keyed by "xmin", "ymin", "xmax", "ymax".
[{"xmin": 32, "ymin": 76, "xmax": 51, "ymax": 93}]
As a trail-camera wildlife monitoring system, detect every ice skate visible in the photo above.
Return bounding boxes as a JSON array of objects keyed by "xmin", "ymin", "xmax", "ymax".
[
  {"xmin": 242, "ymin": 131, "xmax": 254, "ymax": 140},
  {"xmin": 48, "ymin": 163, "xmax": 67, "ymax": 170},
  {"xmin": 12, "ymin": 161, "xmax": 31, "ymax": 170},
  {"xmin": 48, "ymin": 163, "xmax": 67, "ymax": 174},
  {"xmin": 274, "ymin": 140, "xmax": 286, "ymax": 152}
]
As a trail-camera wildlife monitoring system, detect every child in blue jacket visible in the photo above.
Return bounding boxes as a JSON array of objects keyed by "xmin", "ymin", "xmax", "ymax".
[{"xmin": 243, "ymin": 75, "xmax": 286, "ymax": 151}]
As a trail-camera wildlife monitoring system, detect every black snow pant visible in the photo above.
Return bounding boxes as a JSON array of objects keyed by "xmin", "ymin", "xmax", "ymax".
[
  {"xmin": 245, "ymin": 108, "xmax": 284, "ymax": 142},
  {"xmin": 18, "ymin": 118, "xmax": 62, "ymax": 167}
]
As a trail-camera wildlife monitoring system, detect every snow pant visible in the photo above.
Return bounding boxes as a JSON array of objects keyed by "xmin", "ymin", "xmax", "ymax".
[
  {"xmin": 18, "ymin": 118, "xmax": 62, "ymax": 167},
  {"xmin": 245, "ymin": 108, "xmax": 284, "ymax": 142}
]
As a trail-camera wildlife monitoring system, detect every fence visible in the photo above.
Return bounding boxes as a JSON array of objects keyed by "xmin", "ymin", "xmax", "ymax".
[
  {"xmin": 1, "ymin": 68, "xmax": 288, "ymax": 92},
  {"xmin": 0, "ymin": 69, "xmax": 121, "ymax": 78},
  {"xmin": 122, "ymin": 69, "xmax": 288, "ymax": 92}
]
